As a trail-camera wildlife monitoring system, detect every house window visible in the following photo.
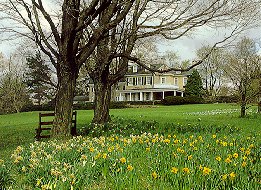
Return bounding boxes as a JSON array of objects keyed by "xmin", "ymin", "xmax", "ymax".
[
  {"xmin": 138, "ymin": 77, "xmax": 142, "ymax": 85},
  {"xmin": 133, "ymin": 77, "xmax": 137, "ymax": 86},
  {"xmin": 127, "ymin": 77, "xmax": 133, "ymax": 86},
  {"xmin": 161, "ymin": 77, "xmax": 166, "ymax": 84},
  {"xmin": 183, "ymin": 77, "xmax": 188, "ymax": 86},
  {"xmin": 174, "ymin": 78, "xmax": 178, "ymax": 85},
  {"xmin": 146, "ymin": 76, "xmax": 152, "ymax": 85},
  {"xmin": 133, "ymin": 65, "xmax": 138, "ymax": 72},
  {"xmin": 143, "ymin": 77, "xmax": 146, "ymax": 85},
  {"xmin": 145, "ymin": 93, "xmax": 150, "ymax": 100}
]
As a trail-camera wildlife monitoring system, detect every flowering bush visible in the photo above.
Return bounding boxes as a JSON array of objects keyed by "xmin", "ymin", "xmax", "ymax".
[{"xmin": 1, "ymin": 131, "xmax": 260, "ymax": 189}]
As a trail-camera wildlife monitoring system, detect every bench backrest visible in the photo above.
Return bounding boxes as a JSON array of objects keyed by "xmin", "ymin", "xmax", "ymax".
[{"xmin": 35, "ymin": 111, "xmax": 77, "ymax": 140}]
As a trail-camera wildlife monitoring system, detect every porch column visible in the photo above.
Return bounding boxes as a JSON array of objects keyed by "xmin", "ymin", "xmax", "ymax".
[
  {"xmin": 162, "ymin": 91, "xmax": 165, "ymax": 99},
  {"xmin": 129, "ymin": 92, "xmax": 132, "ymax": 101},
  {"xmin": 174, "ymin": 91, "xmax": 176, "ymax": 96},
  {"xmin": 119, "ymin": 93, "xmax": 122, "ymax": 101},
  {"xmin": 150, "ymin": 92, "xmax": 153, "ymax": 101},
  {"xmin": 140, "ymin": 92, "xmax": 143, "ymax": 101},
  {"xmin": 181, "ymin": 92, "xmax": 184, "ymax": 97}
]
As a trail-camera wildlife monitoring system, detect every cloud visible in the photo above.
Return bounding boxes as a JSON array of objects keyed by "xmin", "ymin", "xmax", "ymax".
[{"xmin": 157, "ymin": 26, "xmax": 261, "ymax": 61}]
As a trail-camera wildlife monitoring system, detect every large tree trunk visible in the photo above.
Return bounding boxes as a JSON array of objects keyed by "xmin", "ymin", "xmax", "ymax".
[
  {"xmin": 240, "ymin": 93, "xmax": 246, "ymax": 118},
  {"xmin": 258, "ymin": 99, "xmax": 261, "ymax": 113},
  {"xmin": 52, "ymin": 67, "xmax": 77, "ymax": 138},
  {"xmin": 92, "ymin": 77, "xmax": 112, "ymax": 125}
]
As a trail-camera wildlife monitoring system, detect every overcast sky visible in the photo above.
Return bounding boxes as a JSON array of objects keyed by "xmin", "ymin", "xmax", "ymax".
[{"xmin": 157, "ymin": 26, "xmax": 261, "ymax": 61}]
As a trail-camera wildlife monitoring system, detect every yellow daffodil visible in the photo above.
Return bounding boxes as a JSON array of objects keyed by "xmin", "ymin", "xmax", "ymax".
[
  {"xmin": 245, "ymin": 149, "xmax": 251, "ymax": 155},
  {"xmin": 216, "ymin": 156, "xmax": 221, "ymax": 161},
  {"xmin": 187, "ymin": 155, "xmax": 192, "ymax": 160},
  {"xmin": 21, "ymin": 166, "xmax": 26, "ymax": 172},
  {"xmin": 152, "ymin": 171, "xmax": 158, "ymax": 179},
  {"xmin": 94, "ymin": 153, "xmax": 101, "ymax": 160},
  {"xmin": 225, "ymin": 157, "xmax": 232, "ymax": 163},
  {"xmin": 233, "ymin": 153, "xmax": 238, "ymax": 158},
  {"xmin": 120, "ymin": 157, "xmax": 126, "ymax": 164},
  {"xmin": 36, "ymin": 178, "xmax": 42, "ymax": 186},
  {"xmin": 80, "ymin": 154, "xmax": 87, "ymax": 161},
  {"xmin": 127, "ymin": 165, "xmax": 134, "ymax": 171},
  {"xmin": 14, "ymin": 156, "xmax": 23, "ymax": 164},
  {"xmin": 0, "ymin": 159, "xmax": 4, "ymax": 165},
  {"xmin": 182, "ymin": 167, "xmax": 190, "ymax": 174},
  {"xmin": 202, "ymin": 167, "xmax": 211, "ymax": 175},
  {"xmin": 222, "ymin": 142, "xmax": 228, "ymax": 147},
  {"xmin": 171, "ymin": 167, "xmax": 178, "ymax": 174},
  {"xmin": 222, "ymin": 174, "xmax": 228, "ymax": 180},
  {"xmin": 241, "ymin": 162, "xmax": 247, "ymax": 167},
  {"xmin": 229, "ymin": 172, "xmax": 236, "ymax": 180},
  {"xmin": 102, "ymin": 153, "xmax": 107, "ymax": 159}
]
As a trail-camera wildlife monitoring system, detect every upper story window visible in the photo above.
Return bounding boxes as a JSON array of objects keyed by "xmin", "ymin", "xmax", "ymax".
[
  {"xmin": 146, "ymin": 76, "xmax": 152, "ymax": 85},
  {"xmin": 127, "ymin": 77, "xmax": 133, "ymax": 86},
  {"xmin": 174, "ymin": 78, "xmax": 178, "ymax": 85},
  {"xmin": 137, "ymin": 77, "xmax": 142, "ymax": 85},
  {"xmin": 133, "ymin": 65, "xmax": 138, "ymax": 72},
  {"xmin": 161, "ymin": 77, "xmax": 166, "ymax": 84},
  {"xmin": 183, "ymin": 77, "xmax": 188, "ymax": 86},
  {"xmin": 133, "ymin": 77, "xmax": 137, "ymax": 86}
]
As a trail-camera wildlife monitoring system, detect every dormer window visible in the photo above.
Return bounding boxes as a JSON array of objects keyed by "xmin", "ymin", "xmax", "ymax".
[
  {"xmin": 183, "ymin": 77, "xmax": 188, "ymax": 86},
  {"xmin": 133, "ymin": 65, "xmax": 138, "ymax": 72},
  {"xmin": 174, "ymin": 77, "xmax": 178, "ymax": 85},
  {"xmin": 161, "ymin": 77, "xmax": 166, "ymax": 84},
  {"xmin": 145, "ymin": 64, "xmax": 150, "ymax": 72}
]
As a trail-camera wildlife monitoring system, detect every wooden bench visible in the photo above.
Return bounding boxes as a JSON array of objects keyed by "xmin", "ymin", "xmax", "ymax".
[{"xmin": 35, "ymin": 111, "xmax": 77, "ymax": 140}]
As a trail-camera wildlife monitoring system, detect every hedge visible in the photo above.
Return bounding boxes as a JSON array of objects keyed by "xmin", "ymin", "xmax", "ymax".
[{"xmin": 161, "ymin": 96, "xmax": 204, "ymax": 105}]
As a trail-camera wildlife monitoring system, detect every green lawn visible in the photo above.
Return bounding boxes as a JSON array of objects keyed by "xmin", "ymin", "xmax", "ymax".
[{"xmin": 0, "ymin": 103, "xmax": 260, "ymax": 159}]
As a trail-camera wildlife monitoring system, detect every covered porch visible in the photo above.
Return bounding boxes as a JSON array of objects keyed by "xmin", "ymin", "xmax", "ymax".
[{"xmin": 116, "ymin": 89, "xmax": 184, "ymax": 101}]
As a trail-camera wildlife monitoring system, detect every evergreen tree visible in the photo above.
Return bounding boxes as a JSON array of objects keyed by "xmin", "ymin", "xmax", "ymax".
[
  {"xmin": 184, "ymin": 69, "xmax": 204, "ymax": 97},
  {"xmin": 25, "ymin": 52, "xmax": 56, "ymax": 105}
]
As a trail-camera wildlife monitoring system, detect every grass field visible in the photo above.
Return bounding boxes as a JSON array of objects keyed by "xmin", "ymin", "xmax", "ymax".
[
  {"xmin": 0, "ymin": 103, "xmax": 260, "ymax": 189},
  {"xmin": 0, "ymin": 103, "xmax": 260, "ymax": 159}
]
